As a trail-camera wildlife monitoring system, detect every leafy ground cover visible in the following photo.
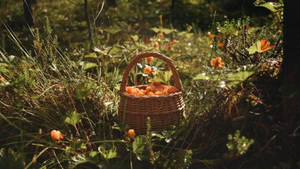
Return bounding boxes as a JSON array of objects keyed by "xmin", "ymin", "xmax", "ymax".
[{"xmin": 1, "ymin": 0, "xmax": 299, "ymax": 169}]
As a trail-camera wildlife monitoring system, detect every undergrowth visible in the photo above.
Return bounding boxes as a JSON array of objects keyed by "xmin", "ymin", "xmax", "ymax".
[{"xmin": 1, "ymin": 1, "xmax": 299, "ymax": 169}]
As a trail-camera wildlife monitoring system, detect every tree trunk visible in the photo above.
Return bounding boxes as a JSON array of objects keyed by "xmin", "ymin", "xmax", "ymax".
[{"xmin": 282, "ymin": 0, "xmax": 300, "ymax": 131}]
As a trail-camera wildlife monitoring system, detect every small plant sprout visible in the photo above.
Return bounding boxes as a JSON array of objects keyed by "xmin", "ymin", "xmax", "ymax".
[{"xmin": 226, "ymin": 130, "xmax": 254, "ymax": 155}]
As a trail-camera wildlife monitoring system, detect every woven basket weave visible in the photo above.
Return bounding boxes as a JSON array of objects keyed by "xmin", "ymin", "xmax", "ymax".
[{"xmin": 118, "ymin": 52, "xmax": 185, "ymax": 134}]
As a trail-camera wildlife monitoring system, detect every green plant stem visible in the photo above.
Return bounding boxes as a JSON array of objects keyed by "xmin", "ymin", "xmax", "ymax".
[{"xmin": 52, "ymin": 149, "xmax": 64, "ymax": 169}]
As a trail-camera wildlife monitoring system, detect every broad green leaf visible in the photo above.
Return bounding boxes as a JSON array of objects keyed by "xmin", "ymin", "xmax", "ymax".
[
  {"xmin": 247, "ymin": 40, "xmax": 261, "ymax": 54},
  {"xmin": 89, "ymin": 151, "xmax": 98, "ymax": 158},
  {"xmin": 151, "ymin": 27, "xmax": 160, "ymax": 33},
  {"xmin": 225, "ymin": 70, "xmax": 256, "ymax": 86},
  {"xmin": 151, "ymin": 27, "xmax": 176, "ymax": 34},
  {"xmin": 84, "ymin": 53, "xmax": 98, "ymax": 59},
  {"xmin": 258, "ymin": 3, "xmax": 277, "ymax": 12},
  {"xmin": 193, "ymin": 73, "xmax": 209, "ymax": 80},
  {"xmin": 108, "ymin": 47, "xmax": 121, "ymax": 56},
  {"xmin": 193, "ymin": 73, "xmax": 220, "ymax": 81},
  {"xmin": 103, "ymin": 27, "xmax": 122, "ymax": 34},
  {"xmin": 160, "ymin": 28, "xmax": 176, "ymax": 34},
  {"xmin": 210, "ymin": 74, "xmax": 221, "ymax": 81},
  {"xmin": 65, "ymin": 111, "xmax": 82, "ymax": 126},
  {"xmin": 82, "ymin": 62, "xmax": 98, "ymax": 70},
  {"xmin": 255, "ymin": 2, "xmax": 282, "ymax": 12}
]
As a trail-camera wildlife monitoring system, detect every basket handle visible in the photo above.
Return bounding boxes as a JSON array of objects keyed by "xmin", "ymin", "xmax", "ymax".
[{"xmin": 120, "ymin": 52, "xmax": 183, "ymax": 92}]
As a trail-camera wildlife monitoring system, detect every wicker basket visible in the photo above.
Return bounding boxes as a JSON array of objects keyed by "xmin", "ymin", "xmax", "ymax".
[{"xmin": 118, "ymin": 52, "xmax": 185, "ymax": 134}]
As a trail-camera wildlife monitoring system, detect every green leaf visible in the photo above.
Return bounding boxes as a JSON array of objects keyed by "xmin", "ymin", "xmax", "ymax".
[
  {"xmin": 247, "ymin": 27, "xmax": 260, "ymax": 34},
  {"xmin": 151, "ymin": 27, "xmax": 160, "ymax": 33},
  {"xmin": 75, "ymin": 82, "xmax": 94, "ymax": 99},
  {"xmin": 225, "ymin": 70, "xmax": 256, "ymax": 82},
  {"xmin": 98, "ymin": 144, "xmax": 117, "ymax": 160},
  {"xmin": 151, "ymin": 27, "xmax": 176, "ymax": 34},
  {"xmin": 150, "ymin": 71, "xmax": 173, "ymax": 84},
  {"xmin": 255, "ymin": 2, "xmax": 282, "ymax": 12},
  {"xmin": 108, "ymin": 46, "xmax": 121, "ymax": 56},
  {"xmin": 103, "ymin": 27, "xmax": 122, "ymax": 34},
  {"xmin": 131, "ymin": 35, "xmax": 139, "ymax": 41},
  {"xmin": 0, "ymin": 148, "xmax": 26, "ymax": 169},
  {"xmin": 132, "ymin": 136, "xmax": 147, "ymax": 155},
  {"xmin": 65, "ymin": 111, "xmax": 82, "ymax": 126},
  {"xmin": 193, "ymin": 73, "xmax": 220, "ymax": 81},
  {"xmin": 80, "ymin": 143, "xmax": 87, "ymax": 150},
  {"xmin": 247, "ymin": 40, "xmax": 261, "ymax": 54},
  {"xmin": 160, "ymin": 28, "xmax": 176, "ymax": 34},
  {"xmin": 132, "ymin": 135, "xmax": 149, "ymax": 161},
  {"xmin": 84, "ymin": 53, "xmax": 98, "ymax": 59},
  {"xmin": 82, "ymin": 62, "xmax": 98, "ymax": 70},
  {"xmin": 89, "ymin": 151, "xmax": 98, "ymax": 158},
  {"xmin": 193, "ymin": 73, "xmax": 209, "ymax": 80},
  {"xmin": 0, "ymin": 63, "xmax": 9, "ymax": 73}
]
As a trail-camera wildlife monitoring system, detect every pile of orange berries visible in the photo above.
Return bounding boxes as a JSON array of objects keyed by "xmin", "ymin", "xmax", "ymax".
[{"xmin": 125, "ymin": 82, "xmax": 179, "ymax": 96}]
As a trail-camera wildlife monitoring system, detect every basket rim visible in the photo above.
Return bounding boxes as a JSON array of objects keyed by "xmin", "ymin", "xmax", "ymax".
[{"xmin": 119, "ymin": 90, "xmax": 183, "ymax": 99}]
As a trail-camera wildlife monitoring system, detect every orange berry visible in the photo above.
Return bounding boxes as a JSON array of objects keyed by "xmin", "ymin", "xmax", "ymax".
[
  {"xmin": 207, "ymin": 32, "xmax": 215, "ymax": 38},
  {"xmin": 144, "ymin": 66, "xmax": 153, "ymax": 75},
  {"xmin": 172, "ymin": 40, "xmax": 178, "ymax": 44},
  {"xmin": 158, "ymin": 32, "xmax": 164, "ymax": 38},
  {"xmin": 146, "ymin": 86, "xmax": 153, "ymax": 92},
  {"xmin": 135, "ymin": 89, "xmax": 145, "ymax": 96},
  {"xmin": 165, "ymin": 44, "xmax": 173, "ymax": 50},
  {"xmin": 276, "ymin": 30, "xmax": 282, "ymax": 34},
  {"xmin": 154, "ymin": 91, "xmax": 163, "ymax": 95},
  {"xmin": 147, "ymin": 57, "xmax": 154, "ymax": 62},
  {"xmin": 153, "ymin": 42, "xmax": 160, "ymax": 49},
  {"xmin": 50, "ymin": 130, "xmax": 63, "ymax": 141},
  {"xmin": 98, "ymin": 28, "xmax": 104, "ymax": 34},
  {"xmin": 126, "ymin": 87, "xmax": 137, "ymax": 95},
  {"xmin": 146, "ymin": 91, "xmax": 155, "ymax": 96},
  {"xmin": 128, "ymin": 129, "xmax": 136, "ymax": 137},
  {"xmin": 167, "ymin": 86, "xmax": 179, "ymax": 94},
  {"xmin": 0, "ymin": 75, "xmax": 6, "ymax": 82},
  {"xmin": 217, "ymin": 40, "xmax": 224, "ymax": 48},
  {"xmin": 156, "ymin": 85, "xmax": 166, "ymax": 92}
]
